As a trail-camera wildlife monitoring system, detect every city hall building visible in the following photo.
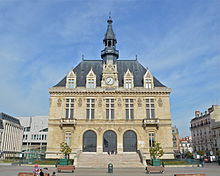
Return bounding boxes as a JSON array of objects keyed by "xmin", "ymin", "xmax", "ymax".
[{"xmin": 46, "ymin": 17, "xmax": 174, "ymax": 162}]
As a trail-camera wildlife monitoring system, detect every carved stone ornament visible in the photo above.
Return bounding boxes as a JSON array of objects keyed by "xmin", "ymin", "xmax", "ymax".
[
  {"xmin": 158, "ymin": 98, "xmax": 163, "ymax": 107},
  {"xmin": 98, "ymin": 127, "xmax": 102, "ymax": 132},
  {"xmin": 118, "ymin": 98, "xmax": 122, "ymax": 107},
  {"xmin": 78, "ymin": 98, "xmax": 82, "ymax": 107},
  {"xmin": 97, "ymin": 127, "xmax": 102, "ymax": 134},
  {"xmin": 118, "ymin": 127, "xmax": 122, "ymax": 133},
  {"xmin": 57, "ymin": 98, "xmax": 62, "ymax": 107},
  {"xmin": 98, "ymin": 98, "xmax": 102, "ymax": 107},
  {"xmin": 137, "ymin": 98, "xmax": 142, "ymax": 107}
]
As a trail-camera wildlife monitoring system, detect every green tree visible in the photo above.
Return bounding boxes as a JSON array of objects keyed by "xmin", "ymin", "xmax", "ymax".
[
  {"xmin": 216, "ymin": 149, "xmax": 220, "ymax": 156},
  {"xmin": 150, "ymin": 142, "xmax": 164, "ymax": 159},
  {"xmin": 197, "ymin": 150, "xmax": 205, "ymax": 156},
  {"xmin": 185, "ymin": 151, "xmax": 193, "ymax": 159},
  {"xmin": 60, "ymin": 142, "xmax": 72, "ymax": 159}
]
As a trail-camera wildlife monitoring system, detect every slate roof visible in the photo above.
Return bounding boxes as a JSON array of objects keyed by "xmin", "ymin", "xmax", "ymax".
[
  {"xmin": 105, "ymin": 18, "xmax": 116, "ymax": 41},
  {"xmin": 0, "ymin": 119, "xmax": 3, "ymax": 129},
  {"xmin": 0, "ymin": 112, "xmax": 21, "ymax": 125},
  {"xmin": 54, "ymin": 59, "xmax": 166, "ymax": 88}
]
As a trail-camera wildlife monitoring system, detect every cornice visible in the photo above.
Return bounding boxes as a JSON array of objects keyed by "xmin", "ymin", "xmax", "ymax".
[{"xmin": 49, "ymin": 87, "xmax": 171, "ymax": 96}]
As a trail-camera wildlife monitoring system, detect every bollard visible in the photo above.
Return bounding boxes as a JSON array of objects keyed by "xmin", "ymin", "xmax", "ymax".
[{"xmin": 108, "ymin": 163, "xmax": 113, "ymax": 173}]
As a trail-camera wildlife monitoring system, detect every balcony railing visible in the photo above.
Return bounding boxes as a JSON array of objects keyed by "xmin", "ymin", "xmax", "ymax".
[
  {"xmin": 142, "ymin": 118, "xmax": 159, "ymax": 128},
  {"xmin": 60, "ymin": 118, "xmax": 77, "ymax": 128}
]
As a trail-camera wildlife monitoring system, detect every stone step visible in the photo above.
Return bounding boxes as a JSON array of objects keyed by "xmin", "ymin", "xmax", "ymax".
[{"xmin": 77, "ymin": 153, "xmax": 144, "ymax": 168}]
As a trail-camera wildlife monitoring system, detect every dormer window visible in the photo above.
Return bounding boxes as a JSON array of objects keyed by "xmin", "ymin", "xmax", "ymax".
[
  {"xmin": 86, "ymin": 68, "xmax": 96, "ymax": 88},
  {"xmin": 66, "ymin": 71, "xmax": 76, "ymax": 88},
  {"xmin": 145, "ymin": 78, "xmax": 152, "ymax": 89},
  {"xmin": 125, "ymin": 79, "xmax": 132, "ymax": 88},
  {"xmin": 67, "ymin": 78, "xmax": 75, "ymax": 88},
  {"xmin": 144, "ymin": 70, "xmax": 154, "ymax": 89},
  {"xmin": 124, "ymin": 69, "xmax": 134, "ymax": 89},
  {"xmin": 88, "ymin": 79, "xmax": 95, "ymax": 88}
]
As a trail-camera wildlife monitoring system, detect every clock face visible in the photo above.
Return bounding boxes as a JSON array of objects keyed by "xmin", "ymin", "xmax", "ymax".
[{"xmin": 106, "ymin": 77, "xmax": 114, "ymax": 85}]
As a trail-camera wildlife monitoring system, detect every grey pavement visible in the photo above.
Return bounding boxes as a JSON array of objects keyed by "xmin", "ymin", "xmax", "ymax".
[{"xmin": 0, "ymin": 163, "xmax": 219, "ymax": 176}]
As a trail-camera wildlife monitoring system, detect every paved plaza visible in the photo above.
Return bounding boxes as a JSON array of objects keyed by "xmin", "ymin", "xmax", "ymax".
[{"xmin": 0, "ymin": 163, "xmax": 219, "ymax": 176}]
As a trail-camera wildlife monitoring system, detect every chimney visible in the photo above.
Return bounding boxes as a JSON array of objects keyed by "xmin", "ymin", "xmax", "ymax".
[{"xmin": 195, "ymin": 111, "xmax": 200, "ymax": 117}]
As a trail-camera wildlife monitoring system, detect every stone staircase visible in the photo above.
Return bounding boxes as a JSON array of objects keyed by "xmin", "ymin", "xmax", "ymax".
[{"xmin": 76, "ymin": 152, "xmax": 144, "ymax": 168}]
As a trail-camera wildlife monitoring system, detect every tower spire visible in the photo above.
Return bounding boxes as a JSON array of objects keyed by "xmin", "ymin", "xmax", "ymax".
[{"xmin": 101, "ymin": 16, "xmax": 119, "ymax": 61}]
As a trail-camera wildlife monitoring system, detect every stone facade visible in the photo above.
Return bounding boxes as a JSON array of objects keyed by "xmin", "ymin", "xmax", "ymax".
[
  {"xmin": 190, "ymin": 105, "xmax": 220, "ymax": 155},
  {"xmin": 172, "ymin": 126, "xmax": 180, "ymax": 157},
  {"xmin": 179, "ymin": 136, "xmax": 193, "ymax": 156},
  {"xmin": 46, "ymin": 17, "xmax": 174, "ymax": 160},
  {"xmin": 0, "ymin": 113, "xmax": 23, "ymax": 158}
]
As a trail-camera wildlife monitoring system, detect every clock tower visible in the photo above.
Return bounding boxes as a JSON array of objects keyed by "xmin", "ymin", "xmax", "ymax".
[{"xmin": 101, "ymin": 16, "xmax": 119, "ymax": 88}]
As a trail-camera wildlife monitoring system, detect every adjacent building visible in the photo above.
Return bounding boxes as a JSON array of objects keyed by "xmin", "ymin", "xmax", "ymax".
[
  {"xmin": 179, "ymin": 136, "xmax": 193, "ymax": 156},
  {"xmin": 172, "ymin": 126, "xmax": 180, "ymax": 157},
  {"xmin": 46, "ymin": 17, "xmax": 174, "ymax": 161},
  {"xmin": 0, "ymin": 120, "xmax": 3, "ymax": 156},
  {"xmin": 212, "ymin": 121, "xmax": 220, "ymax": 154},
  {"xmin": 0, "ymin": 113, "xmax": 23, "ymax": 158},
  {"xmin": 17, "ymin": 116, "xmax": 48, "ymax": 159},
  {"xmin": 190, "ymin": 105, "xmax": 220, "ymax": 156}
]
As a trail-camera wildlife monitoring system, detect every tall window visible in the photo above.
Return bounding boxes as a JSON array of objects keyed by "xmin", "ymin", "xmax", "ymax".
[
  {"xmin": 65, "ymin": 132, "xmax": 71, "ymax": 146},
  {"xmin": 106, "ymin": 99, "xmax": 114, "ymax": 120},
  {"xmin": 87, "ymin": 79, "xmax": 95, "ymax": 88},
  {"xmin": 65, "ymin": 98, "xmax": 74, "ymax": 119},
  {"xmin": 86, "ymin": 99, "xmax": 95, "ymax": 120},
  {"xmin": 145, "ymin": 78, "xmax": 152, "ymax": 89},
  {"xmin": 146, "ymin": 98, "xmax": 155, "ymax": 119},
  {"xmin": 125, "ymin": 79, "xmax": 132, "ymax": 88},
  {"xmin": 149, "ymin": 132, "xmax": 155, "ymax": 147},
  {"xmin": 125, "ymin": 99, "xmax": 134, "ymax": 120},
  {"xmin": 67, "ymin": 78, "xmax": 75, "ymax": 88}
]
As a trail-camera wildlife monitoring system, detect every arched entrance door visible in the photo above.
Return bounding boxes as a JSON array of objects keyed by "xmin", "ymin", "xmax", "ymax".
[
  {"xmin": 103, "ymin": 130, "xmax": 117, "ymax": 152},
  {"xmin": 123, "ymin": 130, "xmax": 137, "ymax": 152},
  {"xmin": 83, "ymin": 130, "xmax": 97, "ymax": 152}
]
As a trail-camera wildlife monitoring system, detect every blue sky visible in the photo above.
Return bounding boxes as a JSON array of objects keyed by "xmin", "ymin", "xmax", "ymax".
[{"xmin": 0, "ymin": 0, "xmax": 219, "ymax": 137}]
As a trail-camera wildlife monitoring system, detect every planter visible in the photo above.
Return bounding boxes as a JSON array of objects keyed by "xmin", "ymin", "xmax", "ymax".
[
  {"xmin": 59, "ymin": 159, "xmax": 68, "ymax": 165},
  {"xmin": 152, "ymin": 159, "xmax": 161, "ymax": 166}
]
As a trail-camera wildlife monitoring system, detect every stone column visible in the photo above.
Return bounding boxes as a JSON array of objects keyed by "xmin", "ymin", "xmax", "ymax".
[{"xmin": 97, "ymin": 129, "xmax": 103, "ymax": 153}]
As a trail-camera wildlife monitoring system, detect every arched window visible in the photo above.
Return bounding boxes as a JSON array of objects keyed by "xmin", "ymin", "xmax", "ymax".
[
  {"xmin": 123, "ymin": 130, "xmax": 137, "ymax": 152},
  {"xmin": 103, "ymin": 130, "xmax": 117, "ymax": 152},
  {"xmin": 83, "ymin": 130, "xmax": 97, "ymax": 152}
]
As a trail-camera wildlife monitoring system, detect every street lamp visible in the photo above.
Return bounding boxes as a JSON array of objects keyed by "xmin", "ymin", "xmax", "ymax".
[{"xmin": 13, "ymin": 147, "xmax": 15, "ymax": 160}]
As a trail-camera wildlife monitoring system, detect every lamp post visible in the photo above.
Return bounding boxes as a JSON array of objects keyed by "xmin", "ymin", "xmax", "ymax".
[{"xmin": 13, "ymin": 147, "xmax": 15, "ymax": 161}]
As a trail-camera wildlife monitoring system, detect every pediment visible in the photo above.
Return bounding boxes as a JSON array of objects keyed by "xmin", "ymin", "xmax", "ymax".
[
  {"xmin": 124, "ymin": 69, "xmax": 133, "ymax": 78},
  {"xmin": 144, "ymin": 70, "xmax": 153, "ymax": 78},
  {"xmin": 87, "ymin": 68, "xmax": 96, "ymax": 78},
  {"xmin": 67, "ymin": 70, "xmax": 76, "ymax": 78}
]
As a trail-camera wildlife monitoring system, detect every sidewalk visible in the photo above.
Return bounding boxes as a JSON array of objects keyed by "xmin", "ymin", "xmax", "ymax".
[{"xmin": 0, "ymin": 164, "xmax": 219, "ymax": 176}]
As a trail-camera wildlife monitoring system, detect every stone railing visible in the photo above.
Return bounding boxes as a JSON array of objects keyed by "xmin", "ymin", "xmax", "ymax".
[
  {"xmin": 137, "ymin": 149, "xmax": 147, "ymax": 166},
  {"xmin": 73, "ymin": 149, "xmax": 82, "ymax": 166},
  {"xmin": 142, "ymin": 118, "xmax": 159, "ymax": 128},
  {"xmin": 60, "ymin": 118, "xmax": 77, "ymax": 128}
]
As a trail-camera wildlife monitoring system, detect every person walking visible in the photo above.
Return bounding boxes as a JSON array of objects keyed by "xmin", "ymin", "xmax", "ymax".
[
  {"xmin": 39, "ymin": 169, "xmax": 44, "ymax": 176},
  {"xmin": 200, "ymin": 156, "xmax": 205, "ymax": 167},
  {"xmin": 51, "ymin": 171, "xmax": 56, "ymax": 176},
  {"xmin": 33, "ymin": 164, "xmax": 40, "ymax": 176}
]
